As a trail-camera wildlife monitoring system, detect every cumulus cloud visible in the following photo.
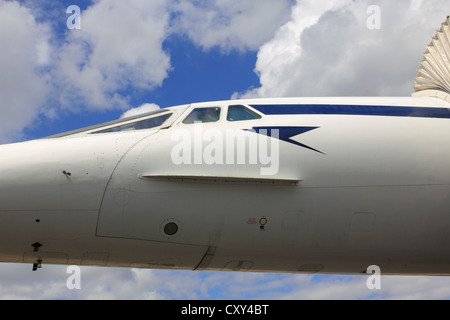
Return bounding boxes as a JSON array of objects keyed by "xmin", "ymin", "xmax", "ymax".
[
  {"xmin": 53, "ymin": 0, "xmax": 171, "ymax": 112},
  {"xmin": 237, "ymin": 0, "xmax": 450, "ymax": 99},
  {"xmin": 2, "ymin": 263, "xmax": 450, "ymax": 300},
  {"xmin": 0, "ymin": 264, "xmax": 203, "ymax": 300},
  {"xmin": 171, "ymin": 0, "xmax": 293, "ymax": 52},
  {"xmin": 0, "ymin": 0, "xmax": 53, "ymax": 143}
]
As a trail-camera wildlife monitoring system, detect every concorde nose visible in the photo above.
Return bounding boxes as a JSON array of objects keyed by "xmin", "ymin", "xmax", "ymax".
[{"xmin": 0, "ymin": 139, "xmax": 96, "ymax": 212}]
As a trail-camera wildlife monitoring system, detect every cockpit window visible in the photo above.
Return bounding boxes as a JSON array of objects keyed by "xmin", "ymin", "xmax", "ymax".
[
  {"xmin": 91, "ymin": 113, "xmax": 172, "ymax": 134},
  {"xmin": 227, "ymin": 105, "xmax": 262, "ymax": 122},
  {"xmin": 182, "ymin": 107, "xmax": 221, "ymax": 124}
]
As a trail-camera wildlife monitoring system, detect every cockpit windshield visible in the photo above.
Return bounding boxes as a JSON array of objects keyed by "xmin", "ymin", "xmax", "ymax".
[
  {"xmin": 91, "ymin": 113, "xmax": 172, "ymax": 134},
  {"xmin": 43, "ymin": 109, "xmax": 173, "ymax": 139}
]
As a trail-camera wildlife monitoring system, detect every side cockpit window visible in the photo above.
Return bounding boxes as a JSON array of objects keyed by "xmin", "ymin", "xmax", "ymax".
[
  {"xmin": 91, "ymin": 113, "xmax": 172, "ymax": 134},
  {"xmin": 182, "ymin": 107, "xmax": 221, "ymax": 124},
  {"xmin": 227, "ymin": 105, "xmax": 262, "ymax": 122}
]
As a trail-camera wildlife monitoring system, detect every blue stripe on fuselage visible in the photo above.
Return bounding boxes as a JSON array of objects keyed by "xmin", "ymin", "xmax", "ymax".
[{"xmin": 250, "ymin": 104, "xmax": 450, "ymax": 119}]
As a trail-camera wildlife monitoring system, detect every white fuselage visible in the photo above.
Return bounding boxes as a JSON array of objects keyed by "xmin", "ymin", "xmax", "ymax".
[{"xmin": 1, "ymin": 96, "xmax": 450, "ymax": 275}]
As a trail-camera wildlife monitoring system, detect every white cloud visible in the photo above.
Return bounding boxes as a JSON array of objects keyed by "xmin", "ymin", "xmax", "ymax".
[
  {"xmin": 1, "ymin": 263, "xmax": 450, "ymax": 300},
  {"xmin": 0, "ymin": 263, "xmax": 209, "ymax": 300},
  {"xmin": 0, "ymin": 0, "xmax": 53, "ymax": 143},
  {"xmin": 238, "ymin": 0, "xmax": 450, "ymax": 99},
  {"xmin": 120, "ymin": 103, "xmax": 161, "ymax": 118},
  {"xmin": 53, "ymin": 0, "xmax": 171, "ymax": 112},
  {"xmin": 171, "ymin": 0, "xmax": 293, "ymax": 52}
]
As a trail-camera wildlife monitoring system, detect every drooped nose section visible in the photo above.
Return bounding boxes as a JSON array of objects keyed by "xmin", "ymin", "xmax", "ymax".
[{"xmin": 0, "ymin": 136, "xmax": 135, "ymax": 212}]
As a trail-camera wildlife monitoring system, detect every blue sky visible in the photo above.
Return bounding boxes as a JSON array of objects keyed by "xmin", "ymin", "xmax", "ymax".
[{"xmin": 2, "ymin": 0, "xmax": 450, "ymax": 300}]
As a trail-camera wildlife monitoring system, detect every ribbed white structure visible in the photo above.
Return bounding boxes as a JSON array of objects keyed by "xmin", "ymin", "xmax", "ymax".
[{"xmin": 414, "ymin": 17, "xmax": 450, "ymax": 96}]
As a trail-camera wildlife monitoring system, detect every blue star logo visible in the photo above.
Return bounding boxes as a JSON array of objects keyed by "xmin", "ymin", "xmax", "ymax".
[{"xmin": 246, "ymin": 126, "xmax": 324, "ymax": 154}]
